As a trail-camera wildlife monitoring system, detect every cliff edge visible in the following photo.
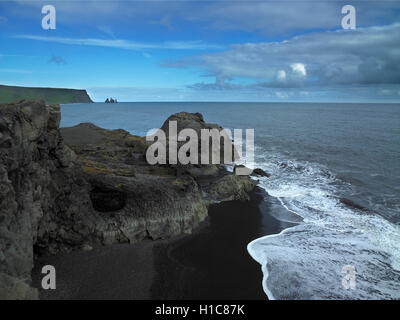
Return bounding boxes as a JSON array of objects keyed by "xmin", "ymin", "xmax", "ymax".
[{"xmin": 0, "ymin": 84, "xmax": 93, "ymax": 104}]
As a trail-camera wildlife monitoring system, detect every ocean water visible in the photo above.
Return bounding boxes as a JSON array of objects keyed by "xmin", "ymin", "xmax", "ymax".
[{"xmin": 61, "ymin": 102, "xmax": 400, "ymax": 299}]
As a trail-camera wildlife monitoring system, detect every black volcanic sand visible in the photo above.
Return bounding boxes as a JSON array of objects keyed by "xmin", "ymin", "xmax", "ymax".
[
  {"xmin": 32, "ymin": 241, "xmax": 155, "ymax": 300},
  {"xmin": 150, "ymin": 187, "xmax": 297, "ymax": 300},
  {"xmin": 32, "ymin": 187, "xmax": 296, "ymax": 300}
]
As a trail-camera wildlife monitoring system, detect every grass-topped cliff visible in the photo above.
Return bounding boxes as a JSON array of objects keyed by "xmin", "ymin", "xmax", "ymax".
[{"xmin": 0, "ymin": 84, "xmax": 93, "ymax": 104}]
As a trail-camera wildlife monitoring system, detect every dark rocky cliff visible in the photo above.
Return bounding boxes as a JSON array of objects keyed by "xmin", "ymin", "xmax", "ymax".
[
  {"xmin": 0, "ymin": 84, "xmax": 93, "ymax": 104},
  {"xmin": 0, "ymin": 100, "xmax": 257, "ymax": 299},
  {"xmin": 0, "ymin": 100, "xmax": 83, "ymax": 298}
]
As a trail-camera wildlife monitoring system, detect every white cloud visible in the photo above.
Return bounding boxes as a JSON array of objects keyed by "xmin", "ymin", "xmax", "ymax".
[
  {"xmin": 13, "ymin": 35, "xmax": 223, "ymax": 51},
  {"xmin": 10, "ymin": 1, "xmax": 400, "ymax": 37},
  {"xmin": 291, "ymin": 63, "xmax": 307, "ymax": 77},
  {"xmin": 184, "ymin": 1, "xmax": 400, "ymax": 35},
  {"xmin": 168, "ymin": 23, "xmax": 400, "ymax": 88},
  {"xmin": 277, "ymin": 70, "xmax": 286, "ymax": 81},
  {"xmin": 276, "ymin": 91, "xmax": 289, "ymax": 99},
  {"xmin": 379, "ymin": 89, "xmax": 400, "ymax": 96}
]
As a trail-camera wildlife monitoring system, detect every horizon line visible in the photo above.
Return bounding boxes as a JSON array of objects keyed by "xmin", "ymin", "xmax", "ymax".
[{"xmin": 67, "ymin": 100, "xmax": 400, "ymax": 104}]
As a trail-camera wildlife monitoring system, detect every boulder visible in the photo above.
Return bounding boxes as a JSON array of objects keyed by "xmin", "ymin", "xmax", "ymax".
[
  {"xmin": 159, "ymin": 112, "xmax": 238, "ymax": 165},
  {"xmin": 205, "ymin": 174, "xmax": 258, "ymax": 202},
  {"xmin": 251, "ymin": 168, "xmax": 270, "ymax": 177}
]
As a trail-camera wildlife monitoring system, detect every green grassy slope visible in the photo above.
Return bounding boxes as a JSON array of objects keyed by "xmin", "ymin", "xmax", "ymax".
[{"xmin": 0, "ymin": 84, "xmax": 93, "ymax": 104}]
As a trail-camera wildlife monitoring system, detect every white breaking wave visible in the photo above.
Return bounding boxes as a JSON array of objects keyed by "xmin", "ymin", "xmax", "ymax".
[{"xmin": 247, "ymin": 152, "xmax": 400, "ymax": 300}]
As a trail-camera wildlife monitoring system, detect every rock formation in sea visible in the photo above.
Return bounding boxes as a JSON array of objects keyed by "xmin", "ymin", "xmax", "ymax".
[{"xmin": 0, "ymin": 100, "xmax": 257, "ymax": 299}]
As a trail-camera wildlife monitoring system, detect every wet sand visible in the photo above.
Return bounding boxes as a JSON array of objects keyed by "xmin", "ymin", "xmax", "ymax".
[{"xmin": 32, "ymin": 187, "xmax": 293, "ymax": 300}]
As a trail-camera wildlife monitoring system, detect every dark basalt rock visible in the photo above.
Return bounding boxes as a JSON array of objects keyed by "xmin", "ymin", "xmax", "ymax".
[
  {"xmin": 160, "ymin": 111, "xmax": 239, "ymax": 165},
  {"xmin": 233, "ymin": 165, "xmax": 270, "ymax": 178},
  {"xmin": 0, "ymin": 100, "xmax": 87, "ymax": 299},
  {"xmin": 90, "ymin": 187, "xmax": 127, "ymax": 212},
  {"xmin": 161, "ymin": 111, "xmax": 220, "ymax": 134},
  {"xmin": 251, "ymin": 168, "xmax": 270, "ymax": 177},
  {"xmin": 105, "ymin": 98, "xmax": 117, "ymax": 103},
  {"xmin": 0, "ymin": 102, "xmax": 257, "ymax": 299}
]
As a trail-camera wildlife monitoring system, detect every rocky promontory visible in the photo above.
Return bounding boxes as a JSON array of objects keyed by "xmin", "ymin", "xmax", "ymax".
[
  {"xmin": 0, "ymin": 100, "xmax": 257, "ymax": 299},
  {"xmin": 0, "ymin": 84, "xmax": 93, "ymax": 104}
]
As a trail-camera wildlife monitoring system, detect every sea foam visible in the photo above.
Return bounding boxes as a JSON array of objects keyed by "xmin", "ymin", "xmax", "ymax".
[{"xmin": 247, "ymin": 153, "xmax": 400, "ymax": 299}]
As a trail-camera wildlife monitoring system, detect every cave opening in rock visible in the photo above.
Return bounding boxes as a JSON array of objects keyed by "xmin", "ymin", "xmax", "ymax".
[{"xmin": 89, "ymin": 187, "xmax": 127, "ymax": 212}]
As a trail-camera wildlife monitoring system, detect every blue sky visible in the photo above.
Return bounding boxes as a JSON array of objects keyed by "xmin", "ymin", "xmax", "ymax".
[{"xmin": 0, "ymin": 0, "xmax": 400, "ymax": 102}]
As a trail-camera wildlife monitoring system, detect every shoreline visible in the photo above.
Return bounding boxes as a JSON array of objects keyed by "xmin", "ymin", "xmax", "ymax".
[
  {"xmin": 247, "ymin": 192, "xmax": 306, "ymax": 300},
  {"xmin": 31, "ymin": 187, "xmax": 294, "ymax": 300},
  {"xmin": 150, "ymin": 190, "xmax": 269, "ymax": 299},
  {"xmin": 247, "ymin": 222, "xmax": 299, "ymax": 300},
  {"xmin": 149, "ymin": 187, "xmax": 297, "ymax": 300}
]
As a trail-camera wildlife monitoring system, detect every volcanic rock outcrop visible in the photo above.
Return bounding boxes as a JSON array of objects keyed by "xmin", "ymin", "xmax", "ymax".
[{"xmin": 0, "ymin": 100, "xmax": 257, "ymax": 299}]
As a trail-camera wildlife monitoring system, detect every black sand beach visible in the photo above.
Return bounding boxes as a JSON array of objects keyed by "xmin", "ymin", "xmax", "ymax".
[
  {"xmin": 32, "ymin": 188, "xmax": 294, "ymax": 300},
  {"xmin": 151, "ymin": 188, "xmax": 277, "ymax": 300}
]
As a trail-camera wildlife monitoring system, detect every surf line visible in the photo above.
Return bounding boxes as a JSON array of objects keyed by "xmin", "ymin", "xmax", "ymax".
[{"xmin": 247, "ymin": 195, "xmax": 304, "ymax": 300}]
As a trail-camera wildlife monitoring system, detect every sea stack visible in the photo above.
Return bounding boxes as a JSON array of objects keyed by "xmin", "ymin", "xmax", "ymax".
[{"xmin": 105, "ymin": 98, "xmax": 117, "ymax": 103}]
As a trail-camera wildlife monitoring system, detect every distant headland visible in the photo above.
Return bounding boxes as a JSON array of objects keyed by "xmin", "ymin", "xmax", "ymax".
[{"xmin": 0, "ymin": 84, "xmax": 93, "ymax": 104}]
